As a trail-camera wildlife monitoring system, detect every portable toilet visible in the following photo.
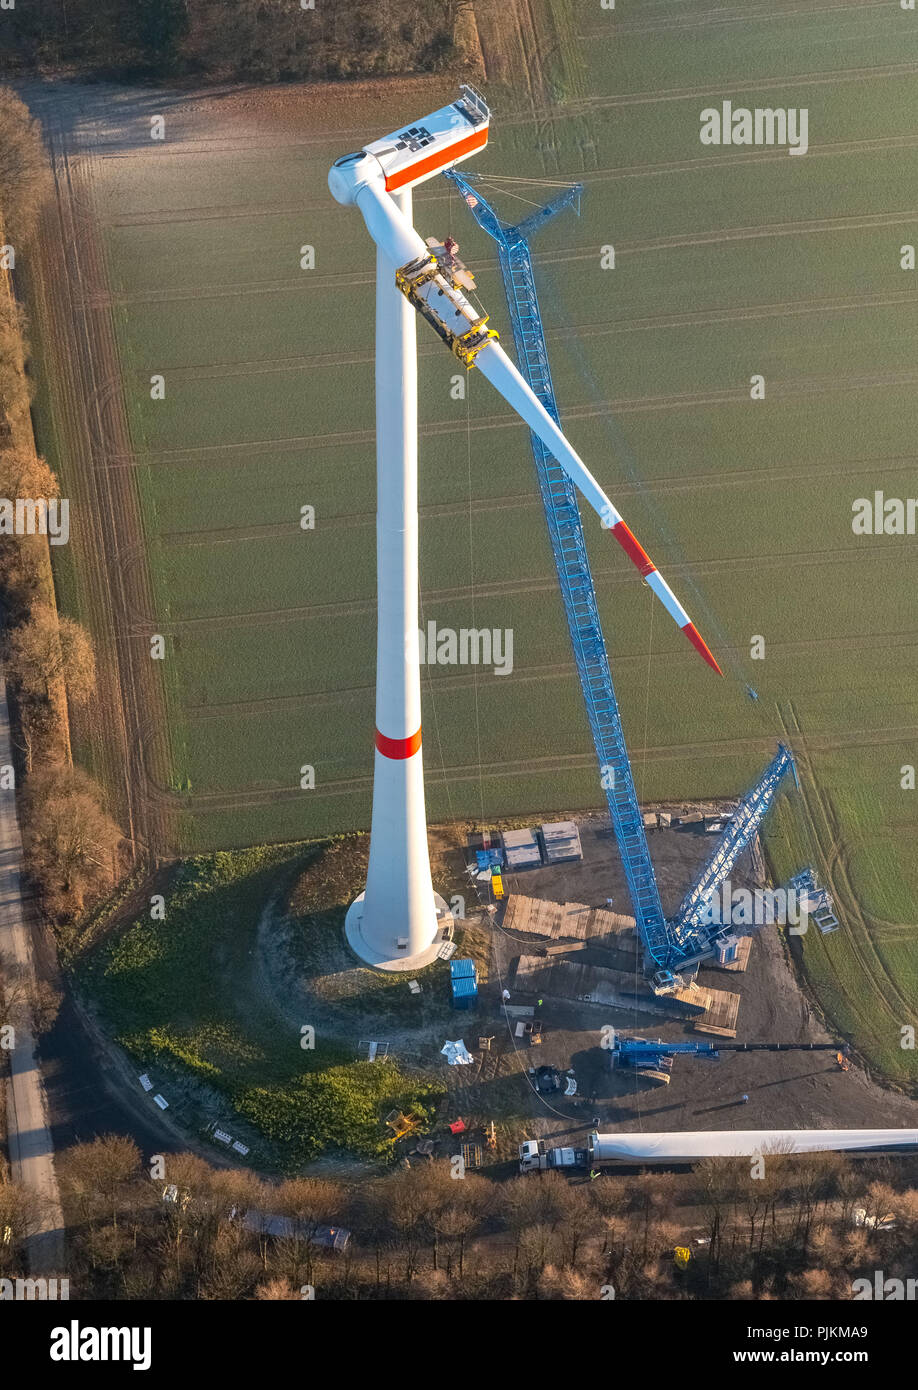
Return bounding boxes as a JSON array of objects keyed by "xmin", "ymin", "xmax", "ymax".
[{"xmin": 450, "ymin": 958, "xmax": 478, "ymax": 1009}]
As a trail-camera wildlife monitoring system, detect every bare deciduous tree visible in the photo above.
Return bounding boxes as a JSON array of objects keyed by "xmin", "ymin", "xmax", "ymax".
[
  {"xmin": 0, "ymin": 447, "xmax": 59, "ymax": 501},
  {"xmin": 20, "ymin": 765, "xmax": 122, "ymax": 914},
  {"xmin": 58, "ymin": 1134, "xmax": 142, "ymax": 1231},
  {"xmin": 0, "ymin": 87, "xmax": 51, "ymax": 238},
  {"xmin": 5, "ymin": 605, "xmax": 96, "ymax": 707}
]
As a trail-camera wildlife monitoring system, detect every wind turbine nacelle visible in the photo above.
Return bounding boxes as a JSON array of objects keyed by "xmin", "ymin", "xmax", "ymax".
[{"xmin": 328, "ymin": 85, "xmax": 490, "ymax": 205}]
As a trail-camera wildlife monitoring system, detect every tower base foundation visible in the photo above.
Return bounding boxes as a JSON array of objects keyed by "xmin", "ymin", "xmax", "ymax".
[{"xmin": 344, "ymin": 891, "xmax": 452, "ymax": 972}]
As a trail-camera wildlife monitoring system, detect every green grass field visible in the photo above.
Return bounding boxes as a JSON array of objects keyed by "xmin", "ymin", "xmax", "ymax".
[{"xmin": 44, "ymin": 0, "xmax": 918, "ymax": 1084}]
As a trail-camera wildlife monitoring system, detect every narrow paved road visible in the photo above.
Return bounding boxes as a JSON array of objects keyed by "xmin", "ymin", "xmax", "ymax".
[{"xmin": 0, "ymin": 670, "xmax": 65, "ymax": 1275}]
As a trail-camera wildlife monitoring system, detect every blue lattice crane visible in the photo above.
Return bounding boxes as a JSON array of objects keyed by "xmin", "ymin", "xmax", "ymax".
[
  {"xmin": 670, "ymin": 743, "xmax": 798, "ymax": 951},
  {"xmin": 446, "ymin": 170, "xmax": 797, "ymax": 972}
]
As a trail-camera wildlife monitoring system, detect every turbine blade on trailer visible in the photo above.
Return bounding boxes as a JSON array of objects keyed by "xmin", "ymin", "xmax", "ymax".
[{"xmin": 475, "ymin": 342, "xmax": 723, "ymax": 675}]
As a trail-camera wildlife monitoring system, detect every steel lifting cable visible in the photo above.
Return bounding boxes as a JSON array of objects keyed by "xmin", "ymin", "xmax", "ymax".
[
  {"xmin": 417, "ymin": 373, "xmax": 494, "ymax": 911},
  {"xmin": 414, "ymin": 322, "xmax": 470, "ymax": 863},
  {"xmin": 535, "ymin": 254, "xmax": 761, "ymax": 704},
  {"xmin": 463, "ymin": 371, "xmax": 487, "ymax": 833},
  {"xmin": 466, "ymin": 370, "xmax": 494, "ymax": 926},
  {"xmin": 471, "ymin": 181, "xmax": 547, "ymax": 212},
  {"xmin": 417, "ymin": 161, "xmax": 472, "ymax": 854},
  {"xmin": 473, "ymin": 172, "xmax": 577, "ymax": 188},
  {"xmin": 639, "ymin": 586, "xmax": 655, "ymax": 808},
  {"xmin": 417, "ymin": 584, "xmax": 463, "ymax": 844}
]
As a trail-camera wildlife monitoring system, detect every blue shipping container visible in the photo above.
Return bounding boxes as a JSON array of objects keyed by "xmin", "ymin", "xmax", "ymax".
[{"xmin": 451, "ymin": 977, "xmax": 478, "ymax": 1009}]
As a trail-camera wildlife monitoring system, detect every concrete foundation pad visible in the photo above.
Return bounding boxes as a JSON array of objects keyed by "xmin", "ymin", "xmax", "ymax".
[{"xmin": 344, "ymin": 891, "xmax": 452, "ymax": 972}]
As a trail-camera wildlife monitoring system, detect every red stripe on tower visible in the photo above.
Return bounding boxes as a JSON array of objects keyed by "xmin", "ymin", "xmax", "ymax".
[{"xmin": 375, "ymin": 727, "xmax": 423, "ymax": 759}]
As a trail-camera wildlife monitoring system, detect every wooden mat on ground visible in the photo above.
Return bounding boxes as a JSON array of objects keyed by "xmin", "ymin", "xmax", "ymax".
[{"xmin": 503, "ymin": 894, "xmax": 636, "ymax": 945}]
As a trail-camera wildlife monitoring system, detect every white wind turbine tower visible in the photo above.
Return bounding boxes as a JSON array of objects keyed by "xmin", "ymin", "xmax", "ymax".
[{"xmin": 329, "ymin": 88, "xmax": 720, "ymax": 971}]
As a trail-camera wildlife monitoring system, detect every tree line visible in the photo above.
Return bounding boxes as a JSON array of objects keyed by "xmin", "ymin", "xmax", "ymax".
[
  {"xmin": 2, "ymin": 1134, "xmax": 916, "ymax": 1300},
  {"xmin": 1, "ymin": 0, "xmax": 463, "ymax": 83},
  {"xmin": 0, "ymin": 89, "xmax": 122, "ymax": 927}
]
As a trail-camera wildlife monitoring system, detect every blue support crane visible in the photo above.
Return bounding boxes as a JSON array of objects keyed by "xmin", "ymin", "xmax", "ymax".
[
  {"xmin": 669, "ymin": 743, "xmax": 797, "ymax": 952},
  {"xmin": 611, "ymin": 1033, "xmax": 849, "ymax": 1084},
  {"xmin": 446, "ymin": 171, "xmax": 797, "ymax": 972}
]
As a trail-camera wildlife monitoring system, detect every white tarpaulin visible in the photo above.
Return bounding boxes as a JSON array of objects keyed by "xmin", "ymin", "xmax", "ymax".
[{"xmin": 441, "ymin": 1039, "xmax": 474, "ymax": 1066}]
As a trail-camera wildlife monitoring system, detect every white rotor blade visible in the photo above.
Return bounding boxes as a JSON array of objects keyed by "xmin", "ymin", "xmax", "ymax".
[
  {"xmin": 355, "ymin": 178, "xmax": 428, "ymax": 267},
  {"xmin": 350, "ymin": 176, "xmax": 722, "ymax": 675},
  {"xmin": 475, "ymin": 341, "xmax": 722, "ymax": 674}
]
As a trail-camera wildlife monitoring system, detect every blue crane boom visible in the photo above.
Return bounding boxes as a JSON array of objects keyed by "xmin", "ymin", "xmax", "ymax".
[
  {"xmin": 446, "ymin": 172, "xmax": 799, "ymax": 972},
  {"xmin": 612, "ymin": 1034, "xmax": 849, "ymax": 1083},
  {"xmin": 669, "ymin": 743, "xmax": 797, "ymax": 950},
  {"xmin": 613, "ymin": 1036, "xmax": 846, "ymax": 1066}
]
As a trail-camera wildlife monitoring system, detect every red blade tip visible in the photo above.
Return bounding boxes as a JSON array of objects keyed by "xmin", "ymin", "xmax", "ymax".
[{"xmin": 683, "ymin": 622, "xmax": 723, "ymax": 676}]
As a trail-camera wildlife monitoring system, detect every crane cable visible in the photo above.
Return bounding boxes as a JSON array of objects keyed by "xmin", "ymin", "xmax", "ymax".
[
  {"xmin": 419, "ymin": 172, "xmax": 497, "ymax": 886},
  {"xmin": 639, "ymin": 588, "xmax": 655, "ymax": 807},
  {"xmin": 466, "ymin": 369, "xmax": 488, "ymax": 838},
  {"xmin": 534, "ymin": 250, "xmax": 768, "ymax": 713},
  {"xmin": 415, "ymin": 174, "xmax": 480, "ymax": 870}
]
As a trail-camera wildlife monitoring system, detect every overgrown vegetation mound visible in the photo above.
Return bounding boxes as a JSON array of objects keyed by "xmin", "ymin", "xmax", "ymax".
[{"xmin": 82, "ymin": 842, "xmax": 444, "ymax": 1168}]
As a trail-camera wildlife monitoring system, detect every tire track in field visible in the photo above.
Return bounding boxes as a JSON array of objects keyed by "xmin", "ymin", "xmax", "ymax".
[
  {"xmin": 20, "ymin": 74, "xmax": 458, "ymax": 158},
  {"xmin": 119, "ymin": 534, "xmax": 918, "ymax": 631},
  {"xmin": 820, "ymin": 832, "xmax": 918, "ymax": 936},
  {"xmin": 588, "ymin": 0, "xmax": 890, "ymax": 38},
  {"xmin": 137, "ymin": 744, "xmax": 779, "ymax": 812},
  {"xmin": 103, "ymin": 364, "xmax": 918, "ymax": 471},
  {"xmin": 155, "ymin": 481, "xmax": 918, "ymax": 548},
  {"xmin": 136, "ymin": 547, "xmax": 918, "ymax": 636},
  {"xmin": 181, "ymin": 642, "xmax": 918, "ymax": 722},
  {"xmin": 101, "ymin": 159, "xmax": 918, "ymax": 306},
  {"xmin": 113, "ymin": 447, "xmax": 918, "ymax": 509},
  {"xmin": 133, "ymin": 287, "xmax": 918, "ymax": 381},
  {"xmin": 777, "ymin": 701, "xmax": 918, "ymax": 1039},
  {"xmin": 66, "ymin": 56, "xmax": 918, "ymax": 168},
  {"xmin": 558, "ymin": 60, "xmax": 918, "ymax": 114},
  {"xmin": 138, "ymin": 721, "xmax": 918, "ymax": 815},
  {"xmin": 86, "ymin": 116, "xmax": 918, "ymax": 226}
]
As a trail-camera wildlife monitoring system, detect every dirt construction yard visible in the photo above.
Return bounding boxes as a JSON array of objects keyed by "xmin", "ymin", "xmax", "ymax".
[{"xmin": 451, "ymin": 817, "xmax": 918, "ymax": 1155}]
